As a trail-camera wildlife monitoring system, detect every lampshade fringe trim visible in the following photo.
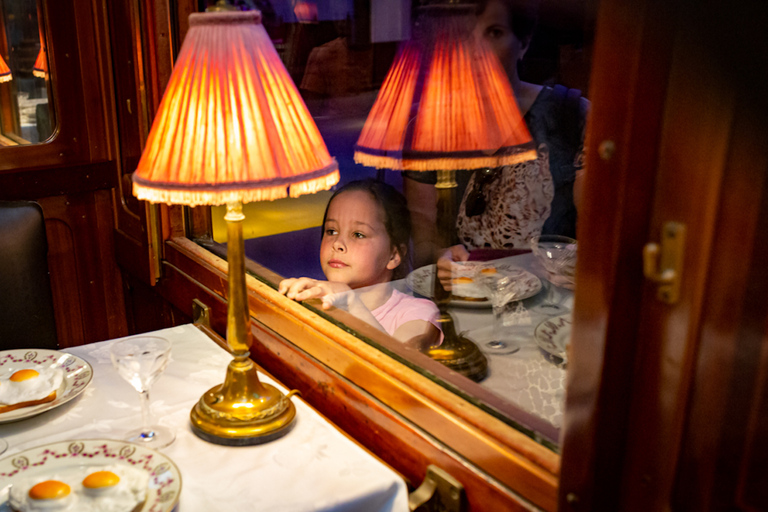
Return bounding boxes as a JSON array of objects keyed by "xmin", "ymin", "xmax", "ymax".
[
  {"xmin": 353, "ymin": 149, "xmax": 537, "ymax": 171},
  {"xmin": 134, "ymin": 172, "xmax": 338, "ymax": 206},
  {"xmin": 289, "ymin": 170, "xmax": 340, "ymax": 198}
]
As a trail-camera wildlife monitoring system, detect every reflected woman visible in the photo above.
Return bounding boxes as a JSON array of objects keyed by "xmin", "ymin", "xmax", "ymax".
[{"xmin": 406, "ymin": 0, "xmax": 589, "ymax": 274}]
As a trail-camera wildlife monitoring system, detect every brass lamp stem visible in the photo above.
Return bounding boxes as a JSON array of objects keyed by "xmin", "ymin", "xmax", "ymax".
[
  {"xmin": 190, "ymin": 201, "xmax": 297, "ymax": 445},
  {"xmin": 225, "ymin": 202, "xmax": 251, "ymax": 355},
  {"xmin": 423, "ymin": 170, "xmax": 488, "ymax": 382}
]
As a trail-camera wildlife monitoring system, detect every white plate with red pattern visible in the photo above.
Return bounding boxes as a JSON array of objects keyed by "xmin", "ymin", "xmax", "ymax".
[
  {"xmin": 0, "ymin": 439, "xmax": 181, "ymax": 512},
  {"xmin": 406, "ymin": 260, "xmax": 542, "ymax": 308},
  {"xmin": 0, "ymin": 350, "xmax": 92, "ymax": 424}
]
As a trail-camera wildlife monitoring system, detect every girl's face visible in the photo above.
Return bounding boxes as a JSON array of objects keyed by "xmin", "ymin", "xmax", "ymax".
[
  {"xmin": 320, "ymin": 190, "xmax": 402, "ymax": 289},
  {"xmin": 474, "ymin": 0, "xmax": 528, "ymax": 82}
]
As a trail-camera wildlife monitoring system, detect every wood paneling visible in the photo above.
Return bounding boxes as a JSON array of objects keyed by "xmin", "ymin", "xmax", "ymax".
[
  {"xmin": 40, "ymin": 189, "xmax": 127, "ymax": 347},
  {"xmin": 560, "ymin": 0, "xmax": 768, "ymax": 510},
  {"xmin": 558, "ymin": 0, "xmax": 676, "ymax": 508},
  {"xmin": 671, "ymin": 98, "xmax": 768, "ymax": 511}
]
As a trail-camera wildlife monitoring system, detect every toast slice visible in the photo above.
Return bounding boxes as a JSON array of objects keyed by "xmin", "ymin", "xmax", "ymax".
[{"xmin": 0, "ymin": 390, "xmax": 57, "ymax": 414}]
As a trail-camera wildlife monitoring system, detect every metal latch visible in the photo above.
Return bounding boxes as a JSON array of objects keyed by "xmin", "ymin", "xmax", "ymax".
[
  {"xmin": 643, "ymin": 222, "xmax": 686, "ymax": 304},
  {"xmin": 409, "ymin": 465, "xmax": 466, "ymax": 512},
  {"xmin": 192, "ymin": 299, "xmax": 232, "ymax": 353}
]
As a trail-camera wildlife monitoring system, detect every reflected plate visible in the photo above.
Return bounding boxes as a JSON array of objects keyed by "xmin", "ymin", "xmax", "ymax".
[
  {"xmin": 406, "ymin": 261, "xmax": 542, "ymax": 308},
  {"xmin": 0, "ymin": 439, "xmax": 181, "ymax": 512},
  {"xmin": 0, "ymin": 349, "xmax": 93, "ymax": 424},
  {"xmin": 534, "ymin": 314, "xmax": 572, "ymax": 365}
]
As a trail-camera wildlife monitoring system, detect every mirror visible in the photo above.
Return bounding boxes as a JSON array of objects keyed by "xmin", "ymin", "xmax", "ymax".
[
  {"xmin": 0, "ymin": 0, "xmax": 54, "ymax": 146},
  {"xmin": 196, "ymin": 0, "xmax": 594, "ymax": 450}
]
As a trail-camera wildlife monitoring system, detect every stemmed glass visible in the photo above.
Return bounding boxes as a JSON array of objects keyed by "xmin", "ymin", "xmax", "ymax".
[
  {"xmin": 530, "ymin": 235, "xmax": 577, "ymax": 314},
  {"xmin": 110, "ymin": 336, "xmax": 175, "ymax": 448},
  {"xmin": 477, "ymin": 273, "xmax": 522, "ymax": 355}
]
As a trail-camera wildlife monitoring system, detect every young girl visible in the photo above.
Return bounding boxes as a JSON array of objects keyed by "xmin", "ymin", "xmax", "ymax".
[{"xmin": 279, "ymin": 179, "xmax": 442, "ymax": 348}]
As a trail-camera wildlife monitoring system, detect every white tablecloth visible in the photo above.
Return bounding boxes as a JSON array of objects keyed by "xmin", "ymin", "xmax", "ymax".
[
  {"xmin": 448, "ymin": 253, "xmax": 570, "ymax": 433},
  {"xmin": 0, "ymin": 325, "xmax": 408, "ymax": 512}
]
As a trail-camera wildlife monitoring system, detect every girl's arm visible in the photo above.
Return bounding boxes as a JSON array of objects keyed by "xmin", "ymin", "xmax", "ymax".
[
  {"xmin": 278, "ymin": 277, "xmax": 388, "ymax": 333},
  {"xmin": 393, "ymin": 320, "xmax": 442, "ymax": 351}
]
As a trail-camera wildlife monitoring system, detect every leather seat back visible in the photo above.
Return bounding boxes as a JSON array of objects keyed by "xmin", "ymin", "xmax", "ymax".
[{"xmin": 0, "ymin": 201, "xmax": 58, "ymax": 349}]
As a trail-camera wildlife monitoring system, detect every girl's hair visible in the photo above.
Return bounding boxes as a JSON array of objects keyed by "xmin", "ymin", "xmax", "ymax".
[
  {"xmin": 476, "ymin": 0, "xmax": 540, "ymax": 46},
  {"xmin": 321, "ymin": 179, "xmax": 412, "ymax": 280}
]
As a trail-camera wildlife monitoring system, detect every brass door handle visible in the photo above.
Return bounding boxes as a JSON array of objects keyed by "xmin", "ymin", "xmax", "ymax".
[{"xmin": 643, "ymin": 222, "xmax": 685, "ymax": 304}]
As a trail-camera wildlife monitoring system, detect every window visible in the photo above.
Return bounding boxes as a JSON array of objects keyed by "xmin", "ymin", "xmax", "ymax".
[
  {"xmin": 0, "ymin": 0, "xmax": 54, "ymax": 146},
  {"xmin": 190, "ymin": 0, "xmax": 595, "ymax": 452}
]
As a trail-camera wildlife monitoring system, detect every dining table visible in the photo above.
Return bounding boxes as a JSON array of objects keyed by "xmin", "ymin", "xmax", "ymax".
[
  {"xmin": 442, "ymin": 252, "xmax": 572, "ymax": 437},
  {"xmin": 0, "ymin": 324, "xmax": 409, "ymax": 511}
]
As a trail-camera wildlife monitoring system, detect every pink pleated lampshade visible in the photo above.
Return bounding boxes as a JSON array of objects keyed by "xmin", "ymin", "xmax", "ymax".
[
  {"xmin": 0, "ymin": 55, "xmax": 11, "ymax": 83},
  {"xmin": 133, "ymin": 10, "xmax": 339, "ymax": 206},
  {"xmin": 354, "ymin": 6, "xmax": 536, "ymax": 172},
  {"xmin": 32, "ymin": 47, "xmax": 47, "ymax": 79}
]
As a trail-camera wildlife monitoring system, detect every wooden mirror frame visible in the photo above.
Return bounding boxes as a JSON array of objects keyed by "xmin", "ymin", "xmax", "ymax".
[{"xmin": 154, "ymin": 227, "xmax": 560, "ymax": 511}]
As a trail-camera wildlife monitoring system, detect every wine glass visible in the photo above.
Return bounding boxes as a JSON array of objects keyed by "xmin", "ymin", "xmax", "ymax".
[
  {"xmin": 530, "ymin": 235, "xmax": 577, "ymax": 288},
  {"xmin": 109, "ymin": 336, "xmax": 175, "ymax": 448},
  {"xmin": 477, "ymin": 273, "xmax": 522, "ymax": 355},
  {"xmin": 530, "ymin": 235, "xmax": 577, "ymax": 313}
]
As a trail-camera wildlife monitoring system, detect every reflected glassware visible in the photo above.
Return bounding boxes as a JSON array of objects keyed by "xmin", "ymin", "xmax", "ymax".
[
  {"xmin": 109, "ymin": 336, "xmax": 175, "ymax": 448},
  {"xmin": 530, "ymin": 235, "xmax": 577, "ymax": 288},
  {"xmin": 478, "ymin": 273, "xmax": 521, "ymax": 355},
  {"xmin": 531, "ymin": 279, "xmax": 571, "ymax": 315},
  {"xmin": 0, "ymin": 438, "xmax": 7, "ymax": 455}
]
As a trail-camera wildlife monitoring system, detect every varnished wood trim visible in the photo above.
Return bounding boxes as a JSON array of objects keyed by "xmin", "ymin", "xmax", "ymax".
[
  {"xmin": 155, "ymin": 258, "xmax": 543, "ymax": 511},
  {"xmin": 0, "ymin": 161, "xmax": 115, "ymax": 200},
  {"xmin": 164, "ymin": 237, "xmax": 559, "ymax": 510}
]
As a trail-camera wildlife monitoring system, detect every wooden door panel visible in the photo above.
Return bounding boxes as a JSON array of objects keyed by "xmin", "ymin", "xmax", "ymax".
[
  {"xmin": 671, "ymin": 102, "xmax": 768, "ymax": 512},
  {"xmin": 561, "ymin": 0, "xmax": 768, "ymax": 509},
  {"xmin": 41, "ymin": 190, "xmax": 128, "ymax": 346}
]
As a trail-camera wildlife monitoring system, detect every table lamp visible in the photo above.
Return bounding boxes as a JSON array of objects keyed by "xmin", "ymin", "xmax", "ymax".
[
  {"xmin": 132, "ymin": 9, "xmax": 339, "ymax": 445},
  {"xmin": 354, "ymin": 2, "xmax": 536, "ymax": 381},
  {"xmin": 0, "ymin": 55, "xmax": 11, "ymax": 83},
  {"xmin": 32, "ymin": 47, "xmax": 46, "ymax": 79}
]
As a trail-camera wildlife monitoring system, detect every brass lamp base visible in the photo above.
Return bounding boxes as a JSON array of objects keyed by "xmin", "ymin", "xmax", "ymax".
[
  {"xmin": 424, "ymin": 312, "xmax": 488, "ymax": 382},
  {"xmin": 190, "ymin": 354, "xmax": 297, "ymax": 446}
]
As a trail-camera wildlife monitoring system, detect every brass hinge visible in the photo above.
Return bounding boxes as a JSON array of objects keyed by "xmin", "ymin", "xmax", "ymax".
[{"xmin": 409, "ymin": 465, "xmax": 467, "ymax": 512}]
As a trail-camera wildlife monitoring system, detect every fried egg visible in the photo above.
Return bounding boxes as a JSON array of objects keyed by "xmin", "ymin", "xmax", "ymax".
[
  {"xmin": 9, "ymin": 477, "xmax": 74, "ymax": 511},
  {"xmin": 77, "ymin": 465, "xmax": 148, "ymax": 511},
  {"xmin": 9, "ymin": 465, "xmax": 148, "ymax": 512},
  {"xmin": 0, "ymin": 367, "xmax": 63, "ymax": 406}
]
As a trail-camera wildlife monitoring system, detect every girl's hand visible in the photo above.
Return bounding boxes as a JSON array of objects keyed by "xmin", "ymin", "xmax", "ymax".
[
  {"xmin": 436, "ymin": 245, "xmax": 470, "ymax": 290},
  {"xmin": 278, "ymin": 277, "xmax": 352, "ymax": 304}
]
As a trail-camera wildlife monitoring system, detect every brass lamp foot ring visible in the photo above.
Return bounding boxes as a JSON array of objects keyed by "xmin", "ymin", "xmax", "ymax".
[{"xmin": 190, "ymin": 397, "xmax": 297, "ymax": 446}]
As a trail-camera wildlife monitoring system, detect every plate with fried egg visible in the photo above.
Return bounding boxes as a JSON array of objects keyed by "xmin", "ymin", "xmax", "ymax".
[
  {"xmin": 406, "ymin": 261, "xmax": 542, "ymax": 308},
  {"xmin": 0, "ymin": 439, "xmax": 181, "ymax": 512},
  {"xmin": 0, "ymin": 350, "xmax": 92, "ymax": 424}
]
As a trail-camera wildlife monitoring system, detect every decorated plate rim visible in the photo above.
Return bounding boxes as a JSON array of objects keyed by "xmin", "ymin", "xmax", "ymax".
[
  {"xmin": 0, "ymin": 349, "xmax": 93, "ymax": 424},
  {"xmin": 0, "ymin": 438, "xmax": 182, "ymax": 512},
  {"xmin": 405, "ymin": 261, "xmax": 542, "ymax": 308},
  {"xmin": 533, "ymin": 313, "xmax": 572, "ymax": 361}
]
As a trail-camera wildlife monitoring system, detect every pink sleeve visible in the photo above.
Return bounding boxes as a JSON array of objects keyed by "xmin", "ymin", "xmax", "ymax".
[{"xmin": 388, "ymin": 295, "xmax": 443, "ymax": 345}]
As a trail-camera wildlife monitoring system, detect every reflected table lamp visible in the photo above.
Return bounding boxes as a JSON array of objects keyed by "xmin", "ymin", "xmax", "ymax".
[
  {"xmin": 132, "ymin": 9, "xmax": 339, "ymax": 445},
  {"xmin": 33, "ymin": 47, "xmax": 47, "ymax": 79},
  {"xmin": 354, "ymin": 3, "xmax": 536, "ymax": 381},
  {"xmin": 0, "ymin": 55, "xmax": 11, "ymax": 83}
]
